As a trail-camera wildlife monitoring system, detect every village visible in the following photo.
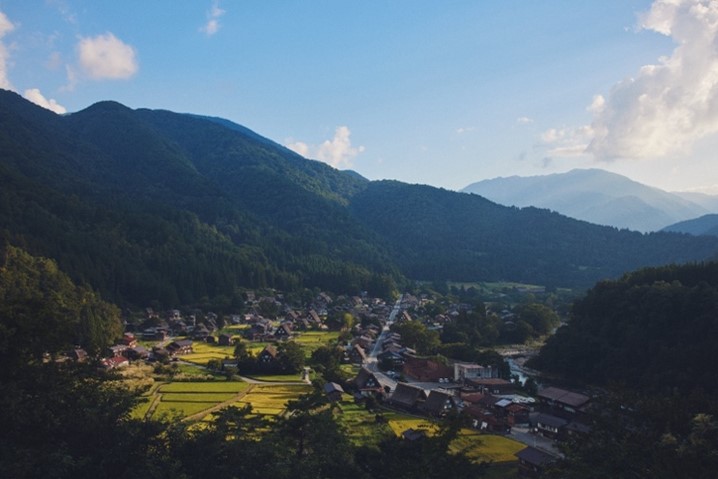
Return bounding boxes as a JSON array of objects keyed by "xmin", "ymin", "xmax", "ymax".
[{"xmin": 72, "ymin": 289, "xmax": 590, "ymax": 478}]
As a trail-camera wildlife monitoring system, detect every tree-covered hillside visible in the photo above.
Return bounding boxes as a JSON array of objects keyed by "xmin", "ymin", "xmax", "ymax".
[
  {"xmin": 531, "ymin": 261, "xmax": 718, "ymax": 394},
  {"xmin": 349, "ymin": 181, "xmax": 718, "ymax": 288},
  {"xmin": 2, "ymin": 88, "xmax": 718, "ymax": 307},
  {"xmin": 0, "ymin": 90, "xmax": 400, "ymax": 306}
]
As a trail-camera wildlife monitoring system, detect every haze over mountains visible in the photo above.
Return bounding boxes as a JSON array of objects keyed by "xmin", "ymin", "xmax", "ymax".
[
  {"xmin": 462, "ymin": 169, "xmax": 718, "ymax": 233},
  {"xmin": 2, "ymin": 89, "xmax": 718, "ymax": 306}
]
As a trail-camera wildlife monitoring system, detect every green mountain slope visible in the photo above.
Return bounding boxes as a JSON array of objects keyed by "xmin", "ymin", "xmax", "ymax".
[
  {"xmin": 662, "ymin": 213, "xmax": 718, "ymax": 237},
  {"xmin": 0, "ymin": 90, "xmax": 398, "ymax": 306},
  {"xmin": 349, "ymin": 181, "xmax": 718, "ymax": 288},
  {"xmin": 2, "ymin": 89, "xmax": 718, "ymax": 306}
]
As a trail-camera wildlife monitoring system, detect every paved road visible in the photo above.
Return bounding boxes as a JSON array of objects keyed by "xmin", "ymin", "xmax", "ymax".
[{"xmin": 508, "ymin": 425, "xmax": 561, "ymax": 456}]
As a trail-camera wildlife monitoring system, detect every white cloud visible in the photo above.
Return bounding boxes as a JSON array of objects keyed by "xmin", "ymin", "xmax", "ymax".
[
  {"xmin": 77, "ymin": 33, "xmax": 138, "ymax": 80},
  {"xmin": 0, "ymin": 11, "xmax": 16, "ymax": 90},
  {"xmin": 23, "ymin": 88, "xmax": 66, "ymax": 114},
  {"xmin": 201, "ymin": 1, "xmax": 225, "ymax": 36},
  {"xmin": 588, "ymin": 0, "xmax": 718, "ymax": 160},
  {"xmin": 317, "ymin": 126, "xmax": 365, "ymax": 168},
  {"xmin": 456, "ymin": 126, "xmax": 476, "ymax": 134},
  {"xmin": 540, "ymin": 125, "xmax": 593, "ymax": 158},
  {"xmin": 516, "ymin": 116, "xmax": 534, "ymax": 125},
  {"xmin": 286, "ymin": 140, "xmax": 309, "ymax": 157},
  {"xmin": 285, "ymin": 126, "xmax": 365, "ymax": 169}
]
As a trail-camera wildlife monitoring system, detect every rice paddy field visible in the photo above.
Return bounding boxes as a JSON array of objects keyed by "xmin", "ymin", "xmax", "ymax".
[
  {"xmin": 180, "ymin": 342, "xmax": 236, "ymax": 365},
  {"xmin": 292, "ymin": 331, "xmax": 340, "ymax": 357},
  {"xmin": 138, "ymin": 380, "xmax": 251, "ymax": 420},
  {"xmin": 234, "ymin": 384, "xmax": 312, "ymax": 416},
  {"xmin": 134, "ymin": 377, "xmax": 313, "ymax": 421}
]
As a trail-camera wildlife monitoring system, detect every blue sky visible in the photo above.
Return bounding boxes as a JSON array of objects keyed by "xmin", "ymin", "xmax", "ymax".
[{"xmin": 2, "ymin": 1, "xmax": 718, "ymax": 194}]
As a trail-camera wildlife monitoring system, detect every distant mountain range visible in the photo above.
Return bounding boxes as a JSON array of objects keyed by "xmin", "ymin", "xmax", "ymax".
[
  {"xmin": 462, "ymin": 169, "xmax": 717, "ymax": 233},
  {"xmin": 662, "ymin": 214, "xmax": 718, "ymax": 237},
  {"xmin": 2, "ymin": 89, "xmax": 718, "ymax": 306}
]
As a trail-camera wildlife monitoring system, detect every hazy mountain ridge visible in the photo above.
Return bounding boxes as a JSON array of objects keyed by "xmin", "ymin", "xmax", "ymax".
[
  {"xmin": 662, "ymin": 214, "xmax": 718, "ymax": 237},
  {"xmin": 462, "ymin": 169, "xmax": 713, "ymax": 232}
]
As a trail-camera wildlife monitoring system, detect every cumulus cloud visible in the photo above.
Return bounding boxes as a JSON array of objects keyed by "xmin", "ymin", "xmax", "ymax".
[
  {"xmin": 286, "ymin": 140, "xmax": 310, "ymax": 157},
  {"xmin": 540, "ymin": 125, "xmax": 593, "ymax": 158},
  {"xmin": 77, "ymin": 33, "xmax": 138, "ymax": 80},
  {"xmin": 588, "ymin": 0, "xmax": 718, "ymax": 160},
  {"xmin": 0, "ymin": 11, "xmax": 16, "ymax": 90},
  {"xmin": 201, "ymin": 1, "xmax": 225, "ymax": 36},
  {"xmin": 285, "ymin": 126, "xmax": 365, "ymax": 169},
  {"xmin": 317, "ymin": 126, "xmax": 365, "ymax": 168},
  {"xmin": 23, "ymin": 88, "xmax": 66, "ymax": 114}
]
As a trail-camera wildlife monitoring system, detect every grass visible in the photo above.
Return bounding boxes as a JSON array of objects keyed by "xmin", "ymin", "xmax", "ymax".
[{"xmin": 334, "ymin": 400, "xmax": 393, "ymax": 446}]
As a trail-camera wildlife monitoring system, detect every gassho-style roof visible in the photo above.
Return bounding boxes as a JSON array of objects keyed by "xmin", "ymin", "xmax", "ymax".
[
  {"xmin": 538, "ymin": 386, "xmax": 590, "ymax": 408},
  {"xmin": 515, "ymin": 446, "xmax": 556, "ymax": 466}
]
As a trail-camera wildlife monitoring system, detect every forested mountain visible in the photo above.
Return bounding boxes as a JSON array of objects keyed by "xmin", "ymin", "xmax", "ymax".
[
  {"xmin": 349, "ymin": 181, "xmax": 718, "ymax": 288},
  {"xmin": 462, "ymin": 169, "xmax": 710, "ymax": 232},
  {"xmin": 662, "ymin": 214, "xmax": 718, "ymax": 237},
  {"xmin": 2, "ymin": 89, "xmax": 718, "ymax": 307},
  {"xmin": 0, "ymin": 90, "xmax": 398, "ymax": 306},
  {"xmin": 531, "ymin": 261, "xmax": 718, "ymax": 394}
]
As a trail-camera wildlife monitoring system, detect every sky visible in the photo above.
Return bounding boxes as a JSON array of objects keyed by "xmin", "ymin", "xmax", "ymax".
[{"xmin": 2, "ymin": 0, "xmax": 718, "ymax": 194}]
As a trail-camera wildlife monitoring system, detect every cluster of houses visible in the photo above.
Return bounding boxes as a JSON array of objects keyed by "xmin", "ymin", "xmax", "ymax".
[{"xmin": 352, "ymin": 361, "xmax": 590, "ymax": 477}]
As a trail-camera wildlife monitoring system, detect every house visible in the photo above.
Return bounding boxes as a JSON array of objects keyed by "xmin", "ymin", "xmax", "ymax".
[
  {"xmin": 349, "ymin": 344, "xmax": 367, "ymax": 364},
  {"xmin": 390, "ymin": 382, "xmax": 427, "ymax": 411},
  {"xmin": 323, "ymin": 382, "xmax": 346, "ymax": 402},
  {"xmin": 535, "ymin": 413, "xmax": 568, "ymax": 439},
  {"xmin": 355, "ymin": 335, "xmax": 374, "ymax": 350},
  {"xmin": 466, "ymin": 377, "xmax": 515, "ymax": 395},
  {"xmin": 166, "ymin": 339, "xmax": 193, "ymax": 356},
  {"xmin": 377, "ymin": 350, "xmax": 406, "ymax": 369},
  {"xmin": 421, "ymin": 390, "xmax": 457, "ymax": 417},
  {"xmin": 454, "ymin": 362, "xmax": 498, "ymax": 382},
  {"xmin": 68, "ymin": 348, "xmax": 88, "ymax": 362},
  {"xmin": 505, "ymin": 403, "xmax": 531, "ymax": 426},
  {"xmin": 246, "ymin": 321, "xmax": 271, "ymax": 340},
  {"xmin": 402, "ymin": 356, "xmax": 453, "ymax": 383},
  {"xmin": 102, "ymin": 356, "xmax": 129, "ymax": 370},
  {"xmin": 537, "ymin": 386, "xmax": 590, "ymax": 415},
  {"xmin": 258, "ymin": 345, "xmax": 278, "ymax": 364},
  {"xmin": 151, "ymin": 347, "xmax": 170, "ymax": 362},
  {"xmin": 401, "ymin": 428, "xmax": 427, "ymax": 441},
  {"xmin": 354, "ymin": 367, "xmax": 379, "ymax": 389},
  {"xmin": 124, "ymin": 345, "xmax": 150, "ymax": 361},
  {"xmin": 193, "ymin": 323, "xmax": 211, "ymax": 340},
  {"xmin": 107, "ymin": 344, "xmax": 128, "ymax": 357},
  {"xmin": 515, "ymin": 446, "xmax": 555, "ymax": 477},
  {"xmin": 274, "ymin": 323, "xmax": 293, "ymax": 339},
  {"xmin": 398, "ymin": 311, "xmax": 413, "ymax": 322},
  {"xmin": 120, "ymin": 333, "xmax": 138, "ymax": 348},
  {"xmin": 307, "ymin": 309, "xmax": 322, "ymax": 325},
  {"xmin": 218, "ymin": 334, "xmax": 234, "ymax": 346}
]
